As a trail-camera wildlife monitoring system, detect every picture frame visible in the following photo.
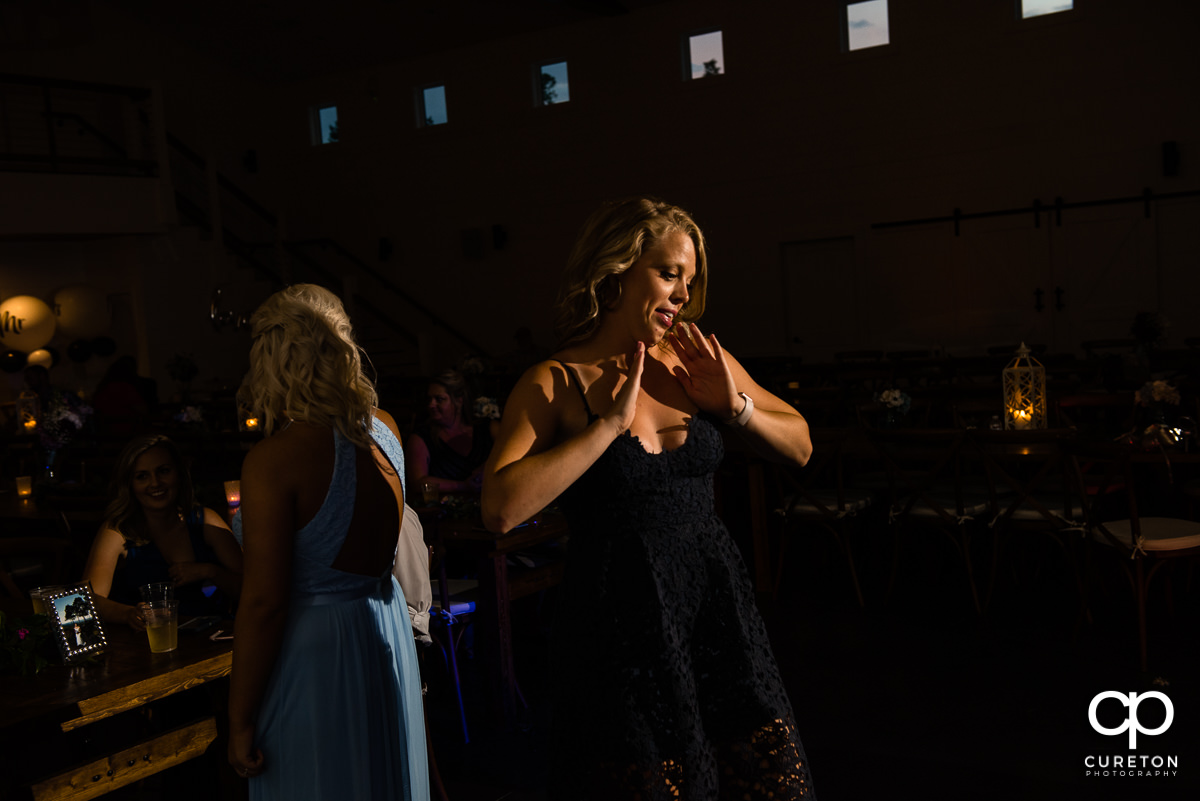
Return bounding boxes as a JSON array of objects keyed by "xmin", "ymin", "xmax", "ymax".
[{"xmin": 45, "ymin": 583, "xmax": 107, "ymax": 662}]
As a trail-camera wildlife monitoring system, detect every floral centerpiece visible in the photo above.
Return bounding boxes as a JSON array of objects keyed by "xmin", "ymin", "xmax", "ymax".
[
  {"xmin": 473, "ymin": 396, "xmax": 501, "ymax": 421},
  {"xmin": 1128, "ymin": 379, "xmax": 1189, "ymax": 450},
  {"xmin": 38, "ymin": 391, "xmax": 92, "ymax": 481},
  {"xmin": 873, "ymin": 388, "xmax": 911, "ymax": 428},
  {"xmin": 0, "ymin": 610, "xmax": 54, "ymax": 677}
]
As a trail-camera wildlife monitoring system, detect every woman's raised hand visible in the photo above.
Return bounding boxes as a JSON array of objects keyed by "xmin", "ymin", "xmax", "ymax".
[
  {"xmin": 669, "ymin": 324, "xmax": 741, "ymax": 419},
  {"xmin": 602, "ymin": 341, "xmax": 645, "ymax": 436}
]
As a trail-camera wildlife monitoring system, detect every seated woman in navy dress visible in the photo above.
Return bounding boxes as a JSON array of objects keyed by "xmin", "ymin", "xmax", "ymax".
[{"xmin": 82, "ymin": 434, "xmax": 243, "ymax": 628}]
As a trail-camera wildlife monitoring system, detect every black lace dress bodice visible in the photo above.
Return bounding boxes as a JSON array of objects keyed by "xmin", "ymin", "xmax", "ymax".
[{"xmin": 551, "ymin": 365, "xmax": 815, "ymax": 800}]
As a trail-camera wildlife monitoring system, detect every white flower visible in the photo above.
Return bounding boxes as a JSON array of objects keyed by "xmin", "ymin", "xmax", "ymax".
[{"xmin": 473, "ymin": 396, "xmax": 501, "ymax": 420}]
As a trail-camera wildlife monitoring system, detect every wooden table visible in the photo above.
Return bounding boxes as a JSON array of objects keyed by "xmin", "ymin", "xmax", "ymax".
[
  {"xmin": 421, "ymin": 509, "xmax": 568, "ymax": 731},
  {"xmin": 0, "ymin": 615, "xmax": 234, "ymax": 801}
]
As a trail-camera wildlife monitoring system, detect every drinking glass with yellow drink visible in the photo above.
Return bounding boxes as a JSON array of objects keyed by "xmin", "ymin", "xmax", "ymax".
[{"xmin": 139, "ymin": 599, "xmax": 179, "ymax": 653}]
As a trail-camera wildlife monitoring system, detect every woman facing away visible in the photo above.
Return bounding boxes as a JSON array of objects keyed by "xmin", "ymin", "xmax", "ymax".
[
  {"xmin": 482, "ymin": 196, "xmax": 816, "ymax": 800},
  {"xmin": 404, "ymin": 368, "xmax": 496, "ymax": 496},
  {"xmin": 227, "ymin": 284, "xmax": 429, "ymax": 800},
  {"xmin": 83, "ymin": 434, "xmax": 243, "ymax": 628}
]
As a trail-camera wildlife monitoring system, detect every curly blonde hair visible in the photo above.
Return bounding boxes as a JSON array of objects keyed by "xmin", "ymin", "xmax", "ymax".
[
  {"xmin": 239, "ymin": 284, "xmax": 377, "ymax": 449},
  {"xmin": 554, "ymin": 196, "xmax": 709, "ymax": 350}
]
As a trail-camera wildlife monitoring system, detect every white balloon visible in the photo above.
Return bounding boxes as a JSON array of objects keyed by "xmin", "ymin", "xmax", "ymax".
[
  {"xmin": 54, "ymin": 284, "xmax": 110, "ymax": 338},
  {"xmin": 27, "ymin": 348, "xmax": 54, "ymax": 369},
  {"xmin": 0, "ymin": 295, "xmax": 56, "ymax": 353}
]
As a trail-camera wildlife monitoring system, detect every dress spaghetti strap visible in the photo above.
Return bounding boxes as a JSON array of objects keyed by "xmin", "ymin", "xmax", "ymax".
[{"xmin": 553, "ymin": 359, "xmax": 598, "ymax": 423}]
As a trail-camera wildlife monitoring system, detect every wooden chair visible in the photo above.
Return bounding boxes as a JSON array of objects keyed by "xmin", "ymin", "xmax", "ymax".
[
  {"xmin": 771, "ymin": 428, "xmax": 871, "ymax": 607},
  {"xmin": 866, "ymin": 427, "xmax": 994, "ymax": 613},
  {"xmin": 968, "ymin": 428, "xmax": 1087, "ymax": 616},
  {"xmin": 0, "ymin": 537, "xmax": 71, "ymax": 601},
  {"xmin": 1062, "ymin": 439, "xmax": 1200, "ymax": 670}
]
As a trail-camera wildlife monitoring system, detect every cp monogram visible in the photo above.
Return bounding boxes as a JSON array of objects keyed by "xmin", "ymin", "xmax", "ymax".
[{"xmin": 1089, "ymin": 691, "xmax": 1174, "ymax": 749}]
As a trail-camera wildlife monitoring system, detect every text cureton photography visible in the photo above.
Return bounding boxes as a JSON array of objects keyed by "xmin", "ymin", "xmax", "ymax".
[{"xmin": 1085, "ymin": 691, "xmax": 1180, "ymax": 780}]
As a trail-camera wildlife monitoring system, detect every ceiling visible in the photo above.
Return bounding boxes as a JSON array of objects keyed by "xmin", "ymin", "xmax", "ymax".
[{"xmin": 108, "ymin": 0, "xmax": 674, "ymax": 82}]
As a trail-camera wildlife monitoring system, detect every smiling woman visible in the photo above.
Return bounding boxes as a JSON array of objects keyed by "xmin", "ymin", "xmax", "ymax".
[
  {"xmin": 81, "ymin": 434, "xmax": 244, "ymax": 629},
  {"xmin": 482, "ymin": 196, "xmax": 816, "ymax": 799}
]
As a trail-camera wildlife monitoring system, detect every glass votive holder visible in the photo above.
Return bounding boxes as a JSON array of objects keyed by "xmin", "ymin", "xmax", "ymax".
[
  {"xmin": 30, "ymin": 585, "xmax": 65, "ymax": 616},
  {"xmin": 224, "ymin": 480, "xmax": 241, "ymax": 508},
  {"xmin": 15, "ymin": 476, "xmax": 33, "ymax": 497},
  {"xmin": 139, "ymin": 582, "xmax": 175, "ymax": 604}
]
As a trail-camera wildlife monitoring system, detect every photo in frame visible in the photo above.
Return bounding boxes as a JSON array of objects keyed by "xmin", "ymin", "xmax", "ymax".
[{"xmin": 45, "ymin": 583, "xmax": 107, "ymax": 662}]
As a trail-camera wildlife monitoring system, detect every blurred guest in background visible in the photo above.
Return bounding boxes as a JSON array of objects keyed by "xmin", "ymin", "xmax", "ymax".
[
  {"xmin": 82, "ymin": 433, "xmax": 243, "ymax": 628},
  {"xmin": 92, "ymin": 355, "xmax": 156, "ymax": 436},
  {"xmin": 405, "ymin": 368, "xmax": 497, "ymax": 496}
]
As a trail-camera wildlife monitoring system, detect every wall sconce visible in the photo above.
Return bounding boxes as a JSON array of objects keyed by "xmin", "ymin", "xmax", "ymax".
[
  {"xmin": 1002, "ymin": 343, "xmax": 1047, "ymax": 430},
  {"xmin": 16, "ymin": 390, "xmax": 40, "ymax": 433},
  {"xmin": 210, "ymin": 288, "xmax": 249, "ymax": 332}
]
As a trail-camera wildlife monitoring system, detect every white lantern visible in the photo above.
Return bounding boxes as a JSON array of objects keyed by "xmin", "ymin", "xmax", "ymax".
[
  {"xmin": 54, "ymin": 284, "xmax": 110, "ymax": 338},
  {"xmin": 0, "ymin": 295, "xmax": 56, "ymax": 353},
  {"xmin": 1002, "ymin": 343, "xmax": 1047, "ymax": 430}
]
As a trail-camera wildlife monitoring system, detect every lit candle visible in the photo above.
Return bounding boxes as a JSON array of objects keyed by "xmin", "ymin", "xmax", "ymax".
[
  {"xmin": 1012, "ymin": 410, "xmax": 1032, "ymax": 430},
  {"xmin": 22, "ymin": 418, "xmax": 37, "ymax": 432},
  {"xmin": 244, "ymin": 417, "xmax": 259, "ymax": 431},
  {"xmin": 15, "ymin": 476, "xmax": 32, "ymax": 497},
  {"xmin": 224, "ymin": 480, "xmax": 241, "ymax": 508}
]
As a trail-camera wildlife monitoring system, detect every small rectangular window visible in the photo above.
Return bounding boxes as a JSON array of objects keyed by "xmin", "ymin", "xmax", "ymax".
[
  {"xmin": 686, "ymin": 30, "xmax": 724, "ymax": 80},
  {"xmin": 312, "ymin": 105, "xmax": 339, "ymax": 145},
  {"xmin": 846, "ymin": 0, "xmax": 890, "ymax": 51},
  {"xmin": 1020, "ymin": 0, "xmax": 1073, "ymax": 19},
  {"xmin": 537, "ymin": 60, "xmax": 570, "ymax": 106},
  {"xmin": 419, "ymin": 85, "xmax": 448, "ymax": 127}
]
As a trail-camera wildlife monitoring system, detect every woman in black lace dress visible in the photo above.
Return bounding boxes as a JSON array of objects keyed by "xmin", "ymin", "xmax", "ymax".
[{"xmin": 482, "ymin": 196, "xmax": 816, "ymax": 800}]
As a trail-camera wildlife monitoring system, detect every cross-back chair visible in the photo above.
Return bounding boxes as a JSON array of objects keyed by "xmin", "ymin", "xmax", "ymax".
[
  {"xmin": 1062, "ymin": 439, "xmax": 1200, "ymax": 670},
  {"xmin": 968, "ymin": 428, "xmax": 1087, "ymax": 616},
  {"xmin": 866, "ymin": 427, "xmax": 993, "ymax": 613},
  {"xmin": 771, "ymin": 427, "xmax": 872, "ymax": 607}
]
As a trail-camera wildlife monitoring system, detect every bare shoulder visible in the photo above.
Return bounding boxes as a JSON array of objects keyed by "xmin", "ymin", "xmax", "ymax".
[
  {"xmin": 242, "ymin": 424, "xmax": 330, "ymax": 481},
  {"xmin": 509, "ymin": 358, "xmax": 574, "ymax": 403},
  {"xmin": 202, "ymin": 506, "xmax": 232, "ymax": 531},
  {"xmin": 493, "ymin": 358, "xmax": 581, "ymax": 446}
]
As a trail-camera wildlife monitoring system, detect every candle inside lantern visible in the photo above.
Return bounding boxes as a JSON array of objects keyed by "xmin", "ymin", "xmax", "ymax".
[
  {"xmin": 224, "ymin": 480, "xmax": 242, "ymax": 508},
  {"xmin": 1012, "ymin": 409, "xmax": 1032, "ymax": 430},
  {"xmin": 244, "ymin": 417, "xmax": 259, "ymax": 431},
  {"xmin": 15, "ymin": 476, "xmax": 32, "ymax": 497},
  {"xmin": 22, "ymin": 418, "xmax": 37, "ymax": 432}
]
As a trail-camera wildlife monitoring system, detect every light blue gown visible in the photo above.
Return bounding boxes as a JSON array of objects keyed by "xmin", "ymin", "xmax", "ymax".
[{"xmin": 233, "ymin": 419, "xmax": 429, "ymax": 801}]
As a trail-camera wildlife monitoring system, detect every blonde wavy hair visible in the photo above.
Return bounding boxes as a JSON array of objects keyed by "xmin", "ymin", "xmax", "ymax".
[
  {"xmin": 554, "ymin": 196, "xmax": 709, "ymax": 350},
  {"xmin": 239, "ymin": 284, "xmax": 377, "ymax": 449}
]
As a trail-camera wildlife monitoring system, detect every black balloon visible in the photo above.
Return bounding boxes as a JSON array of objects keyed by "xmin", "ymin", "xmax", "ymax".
[
  {"xmin": 0, "ymin": 350, "xmax": 27, "ymax": 373},
  {"xmin": 67, "ymin": 340, "xmax": 93, "ymax": 363},
  {"xmin": 90, "ymin": 336, "xmax": 117, "ymax": 357}
]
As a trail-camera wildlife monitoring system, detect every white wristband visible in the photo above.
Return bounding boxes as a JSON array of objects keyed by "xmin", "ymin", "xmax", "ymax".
[{"xmin": 725, "ymin": 392, "xmax": 754, "ymax": 427}]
